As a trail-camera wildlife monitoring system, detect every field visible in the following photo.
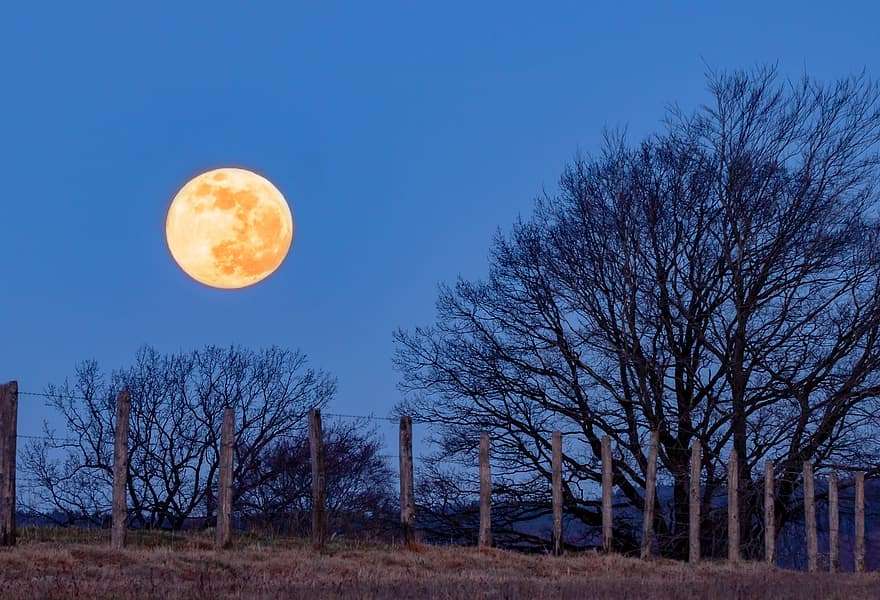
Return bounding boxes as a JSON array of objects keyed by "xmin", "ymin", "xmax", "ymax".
[{"xmin": 1, "ymin": 529, "xmax": 879, "ymax": 599}]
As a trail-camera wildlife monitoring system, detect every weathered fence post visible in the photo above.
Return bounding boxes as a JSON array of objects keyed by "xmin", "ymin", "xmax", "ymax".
[
  {"xmin": 309, "ymin": 408, "xmax": 326, "ymax": 550},
  {"xmin": 551, "ymin": 430, "xmax": 563, "ymax": 556},
  {"xmin": 0, "ymin": 381, "xmax": 17, "ymax": 547},
  {"xmin": 828, "ymin": 471, "xmax": 839, "ymax": 573},
  {"xmin": 764, "ymin": 460, "xmax": 775, "ymax": 565},
  {"xmin": 601, "ymin": 435, "xmax": 613, "ymax": 553},
  {"xmin": 399, "ymin": 416, "xmax": 416, "ymax": 547},
  {"xmin": 216, "ymin": 407, "xmax": 234, "ymax": 549},
  {"xmin": 855, "ymin": 471, "xmax": 865, "ymax": 573},
  {"xmin": 803, "ymin": 461, "xmax": 817, "ymax": 572},
  {"xmin": 728, "ymin": 451, "xmax": 739, "ymax": 562},
  {"xmin": 111, "ymin": 389, "xmax": 130, "ymax": 550},
  {"xmin": 689, "ymin": 441, "xmax": 701, "ymax": 563},
  {"xmin": 641, "ymin": 430, "xmax": 659, "ymax": 560},
  {"xmin": 479, "ymin": 432, "xmax": 491, "ymax": 549}
]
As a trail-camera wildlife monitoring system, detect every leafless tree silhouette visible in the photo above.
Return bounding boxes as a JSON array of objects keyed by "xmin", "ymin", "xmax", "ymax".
[
  {"xmin": 237, "ymin": 418, "xmax": 396, "ymax": 538},
  {"xmin": 395, "ymin": 67, "xmax": 880, "ymax": 558},
  {"xmin": 23, "ymin": 345, "xmax": 337, "ymax": 529}
]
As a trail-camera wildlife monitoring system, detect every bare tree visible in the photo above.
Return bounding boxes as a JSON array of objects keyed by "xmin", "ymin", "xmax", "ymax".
[
  {"xmin": 236, "ymin": 418, "xmax": 396, "ymax": 538},
  {"xmin": 395, "ymin": 67, "xmax": 880, "ymax": 558},
  {"xmin": 23, "ymin": 345, "xmax": 336, "ymax": 529}
]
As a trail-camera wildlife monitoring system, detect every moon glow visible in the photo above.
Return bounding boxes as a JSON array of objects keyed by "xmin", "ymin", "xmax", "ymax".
[{"xmin": 165, "ymin": 168, "xmax": 294, "ymax": 289}]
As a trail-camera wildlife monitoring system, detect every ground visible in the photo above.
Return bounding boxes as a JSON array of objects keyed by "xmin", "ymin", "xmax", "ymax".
[{"xmin": 1, "ymin": 529, "xmax": 878, "ymax": 599}]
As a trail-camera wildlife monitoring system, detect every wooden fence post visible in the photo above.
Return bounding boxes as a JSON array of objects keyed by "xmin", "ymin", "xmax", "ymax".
[
  {"xmin": 399, "ymin": 416, "xmax": 416, "ymax": 547},
  {"xmin": 601, "ymin": 435, "xmax": 613, "ymax": 553},
  {"xmin": 855, "ymin": 471, "xmax": 865, "ymax": 573},
  {"xmin": 728, "ymin": 451, "xmax": 739, "ymax": 562},
  {"xmin": 479, "ymin": 432, "xmax": 491, "ymax": 549},
  {"xmin": 828, "ymin": 472, "xmax": 839, "ymax": 573},
  {"xmin": 641, "ymin": 430, "xmax": 659, "ymax": 559},
  {"xmin": 803, "ymin": 461, "xmax": 817, "ymax": 572},
  {"xmin": 689, "ymin": 441, "xmax": 701, "ymax": 563},
  {"xmin": 0, "ymin": 381, "xmax": 17, "ymax": 547},
  {"xmin": 215, "ymin": 407, "xmax": 234, "ymax": 549},
  {"xmin": 309, "ymin": 408, "xmax": 326, "ymax": 550},
  {"xmin": 111, "ymin": 389, "xmax": 130, "ymax": 550},
  {"xmin": 551, "ymin": 431, "xmax": 563, "ymax": 556},
  {"xmin": 764, "ymin": 460, "xmax": 775, "ymax": 565}
]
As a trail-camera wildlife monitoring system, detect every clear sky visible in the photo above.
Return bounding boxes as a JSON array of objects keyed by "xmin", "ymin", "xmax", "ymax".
[{"xmin": 2, "ymin": 2, "xmax": 879, "ymax": 445}]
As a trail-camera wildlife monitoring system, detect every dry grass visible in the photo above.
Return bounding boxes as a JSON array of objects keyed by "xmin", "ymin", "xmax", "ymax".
[{"xmin": 1, "ymin": 528, "xmax": 878, "ymax": 599}]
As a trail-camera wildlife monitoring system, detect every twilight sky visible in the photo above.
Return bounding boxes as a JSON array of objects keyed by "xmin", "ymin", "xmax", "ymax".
[{"xmin": 2, "ymin": 1, "xmax": 879, "ymax": 444}]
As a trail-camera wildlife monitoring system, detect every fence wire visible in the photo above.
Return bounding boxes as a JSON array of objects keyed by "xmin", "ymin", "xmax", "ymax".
[{"xmin": 5, "ymin": 386, "xmax": 878, "ymax": 569}]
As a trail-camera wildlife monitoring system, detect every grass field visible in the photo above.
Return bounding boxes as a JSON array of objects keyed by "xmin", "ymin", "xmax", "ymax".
[{"xmin": 1, "ymin": 528, "xmax": 879, "ymax": 599}]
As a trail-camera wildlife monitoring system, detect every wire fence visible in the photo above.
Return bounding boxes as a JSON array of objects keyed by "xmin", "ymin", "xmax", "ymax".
[
  {"xmin": 11, "ymin": 388, "xmax": 461, "ymax": 473},
  {"xmin": 17, "ymin": 389, "xmax": 407, "ymax": 422},
  {"xmin": 2, "ymin": 384, "xmax": 876, "ymax": 571}
]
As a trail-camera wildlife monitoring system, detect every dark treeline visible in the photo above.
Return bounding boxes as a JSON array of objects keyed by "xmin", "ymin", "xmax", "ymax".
[{"xmin": 22, "ymin": 345, "xmax": 397, "ymax": 539}]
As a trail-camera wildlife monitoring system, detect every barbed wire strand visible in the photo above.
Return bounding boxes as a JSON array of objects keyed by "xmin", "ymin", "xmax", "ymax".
[
  {"xmin": 17, "ymin": 434, "xmax": 79, "ymax": 442},
  {"xmin": 16, "ymin": 391, "xmax": 878, "ymax": 472},
  {"xmin": 16, "ymin": 389, "xmax": 415, "ymax": 423}
]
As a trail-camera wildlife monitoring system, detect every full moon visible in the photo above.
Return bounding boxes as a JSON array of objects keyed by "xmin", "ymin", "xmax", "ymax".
[{"xmin": 165, "ymin": 168, "xmax": 294, "ymax": 289}]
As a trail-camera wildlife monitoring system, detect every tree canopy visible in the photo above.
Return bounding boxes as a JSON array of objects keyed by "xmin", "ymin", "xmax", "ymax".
[{"xmin": 395, "ymin": 67, "xmax": 880, "ymax": 557}]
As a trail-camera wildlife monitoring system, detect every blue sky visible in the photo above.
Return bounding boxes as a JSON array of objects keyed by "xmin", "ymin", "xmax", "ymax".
[{"xmin": 2, "ymin": 2, "xmax": 879, "ymax": 445}]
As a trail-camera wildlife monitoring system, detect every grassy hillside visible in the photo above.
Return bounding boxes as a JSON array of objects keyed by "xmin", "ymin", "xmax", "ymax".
[{"xmin": 1, "ymin": 528, "xmax": 878, "ymax": 599}]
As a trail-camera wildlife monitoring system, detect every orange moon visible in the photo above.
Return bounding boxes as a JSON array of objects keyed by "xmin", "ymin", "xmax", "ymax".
[{"xmin": 165, "ymin": 168, "xmax": 294, "ymax": 289}]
